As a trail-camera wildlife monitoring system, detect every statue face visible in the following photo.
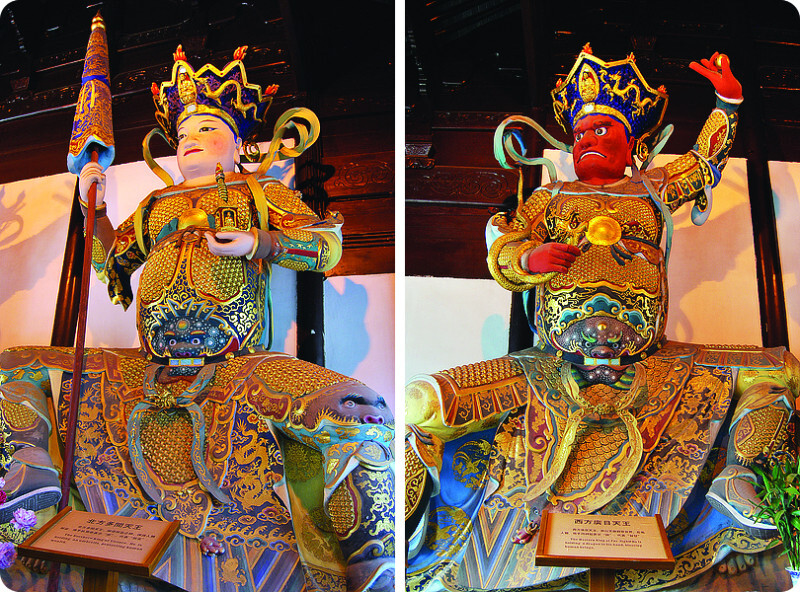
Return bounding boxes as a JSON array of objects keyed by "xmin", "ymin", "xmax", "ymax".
[
  {"xmin": 572, "ymin": 115, "xmax": 634, "ymax": 185},
  {"xmin": 176, "ymin": 114, "xmax": 241, "ymax": 181}
]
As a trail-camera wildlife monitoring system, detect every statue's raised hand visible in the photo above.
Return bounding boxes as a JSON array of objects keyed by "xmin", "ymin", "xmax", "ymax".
[
  {"xmin": 78, "ymin": 161, "xmax": 107, "ymax": 207},
  {"xmin": 689, "ymin": 52, "xmax": 742, "ymax": 101}
]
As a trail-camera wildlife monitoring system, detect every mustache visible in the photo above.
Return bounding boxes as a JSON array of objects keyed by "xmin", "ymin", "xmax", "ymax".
[{"xmin": 577, "ymin": 150, "xmax": 607, "ymax": 162}]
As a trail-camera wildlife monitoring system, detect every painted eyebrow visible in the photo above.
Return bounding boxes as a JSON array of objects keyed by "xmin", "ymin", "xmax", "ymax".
[
  {"xmin": 177, "ymin": 118, "xmax": 221, "ymax": 133},
  {"xmin": 341, "ymin": 394, "xmax": 387, "ymax": 407},
  {"xmin": 575, "ymin": 126, "xmax": 604, "ymax": 135}
]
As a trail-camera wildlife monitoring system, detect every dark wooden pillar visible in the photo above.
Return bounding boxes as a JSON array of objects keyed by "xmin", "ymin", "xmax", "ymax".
[
  {"xmin": 296, "ymin": 270, "xmax": 325, "ymax": 366},
  {"xmin": 50, "ymin": 182, "xmax": 84, "ymax": 347},
  {"xmin": 731, "ymin": 2, "xmax": 789, "ymax": 348},
  {"xmin": 294, "ymin": 138, "xmax": 327, "ymax": 367}
]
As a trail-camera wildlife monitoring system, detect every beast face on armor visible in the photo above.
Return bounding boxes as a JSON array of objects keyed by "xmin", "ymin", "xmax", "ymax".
[
  {"xmin": 151, "ymin": 315, "xmax": 232, "ymax": 359},
  {"xmin": 336, "ymin": 393, "xmax": 391, "ymax": 425},
  {"xmin": 301, "ymin": 383, "xmax": 394, "ymax": 429},
  {"xmin": 137, "ymin": 233, "xmax": 266, "ymax": 363}
]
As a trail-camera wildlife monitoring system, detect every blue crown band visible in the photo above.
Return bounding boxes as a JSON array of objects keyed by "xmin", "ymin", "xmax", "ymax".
[{"xmin": 81, "ymin": 73, "xmax": 111, "ymax": 87}]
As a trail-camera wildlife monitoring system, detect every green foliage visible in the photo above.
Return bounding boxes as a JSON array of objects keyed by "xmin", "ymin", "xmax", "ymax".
[{"xmin": 754, "ymin": 454, "xmax": 800, "ymax": 569}]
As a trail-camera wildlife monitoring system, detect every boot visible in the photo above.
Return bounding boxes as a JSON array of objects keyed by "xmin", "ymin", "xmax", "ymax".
[
  {"xmin": 0, "ymin": 384, "xmax": 61, "ymax": 522},
  {"xmin": 0, "ymin": 446, "xmax": 61, "ymax": 523},
  {"xmin": 707, "ymin": 464, "xmax": 776, "ymax": 539}
]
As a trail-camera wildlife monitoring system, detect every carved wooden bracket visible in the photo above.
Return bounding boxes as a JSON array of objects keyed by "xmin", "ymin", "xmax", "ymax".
[{"xmin": 406, "ymin": 135, "xmax": 434, "ymax": 169}]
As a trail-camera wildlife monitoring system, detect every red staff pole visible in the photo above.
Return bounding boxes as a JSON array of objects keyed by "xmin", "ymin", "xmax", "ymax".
[
  {"xmin": 49, "ymin": 11, "xmax": 114, "ymax": 589},
  {"xmin": 58, "ymin": 148, "xmax": 98, "ymax": 511},
  {"xmin": 45, "ymin": 152, "xmax": 98, "ymax": 592}
]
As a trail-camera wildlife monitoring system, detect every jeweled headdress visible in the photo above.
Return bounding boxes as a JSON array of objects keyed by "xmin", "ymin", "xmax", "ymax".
[
  {"xmin": 152, "ymin": 45, "xmax": 278, "ymax": 148},
  {"xmin": 551, "ymin": 44, "xmax": 668, "ymax": 144}
]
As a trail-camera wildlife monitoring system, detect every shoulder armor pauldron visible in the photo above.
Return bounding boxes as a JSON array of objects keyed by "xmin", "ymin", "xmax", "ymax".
[
  {"xmin": 694, "ymin": 344, "xmax": 786, "ymax": 370},
  {"xmin": 433, "ymin": 356, "xmax": 528, "ymax": 427}
]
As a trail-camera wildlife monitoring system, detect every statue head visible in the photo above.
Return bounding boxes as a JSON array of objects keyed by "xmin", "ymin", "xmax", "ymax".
[
  {"xmin": 551, "ymin": 44, "xmax": 668, "ymax": 167},
  {"xmin": 152, "ymin": 45, "xmax": 278, "ymax": 154}
]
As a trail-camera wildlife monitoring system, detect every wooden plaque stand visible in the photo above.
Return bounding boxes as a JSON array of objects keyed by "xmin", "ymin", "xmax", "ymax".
[
  {"xmin": 18, "ymin": 507, "xmax": 180, "ymax": 592},
  {"xmin": 535, "ymin": 511, "xmax": 675, "ymax": 592}
]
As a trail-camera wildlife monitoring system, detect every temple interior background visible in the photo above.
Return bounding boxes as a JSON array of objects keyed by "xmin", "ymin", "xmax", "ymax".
[
  {"xmin": 0, "ymin": 0, "xmax": 395, "ymax": 400},
  {"xmin": 0, "ymin": 0, "xmax": 800, "ymax": 590},
  {"xmin": 405, "ymin": 0, "xmax": 800, "ymax": 380}
]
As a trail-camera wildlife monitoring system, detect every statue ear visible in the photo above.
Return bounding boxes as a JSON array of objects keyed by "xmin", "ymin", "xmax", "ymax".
[
  {"xmin": 234, "ymin": 137, "xmax": 242, "ymax": 164},
  {"xmin": 626, "ymin": 136, "xmax": 635, "ymax": 166}
]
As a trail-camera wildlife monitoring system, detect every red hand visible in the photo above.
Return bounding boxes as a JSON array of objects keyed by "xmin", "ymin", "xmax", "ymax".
[
  {"xmin": 526, "ymin": 243, "xmax": 580, "ymax": 273},
  {"xmin": 689, "ymin": 52, "xmax": 743, "ymax": 101},
  {"xmin": 512, "ymin": 528, "xmax": 533, "ymax": 544}
]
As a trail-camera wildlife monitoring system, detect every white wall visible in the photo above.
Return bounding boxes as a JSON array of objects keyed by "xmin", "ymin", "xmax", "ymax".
[
  {"xmin": 405, "ymin": 276, "xmax": 511, "ymax": 381},
  {"xmin": 0, "ymin": 171, "xmax": 74, "ymax": 350},
  {"xmin": 325, "ymin": 274, "xmax": 395, "ymax": 403}
]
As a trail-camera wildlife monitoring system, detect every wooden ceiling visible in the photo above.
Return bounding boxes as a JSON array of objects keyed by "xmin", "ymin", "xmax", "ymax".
[
  {"xmin": 0, "ymin": 0, "xmax": 394, "ymax": 275},
  {"xmin": 406, "ymin": 0, "xmax": 800, "ymax": 157}
]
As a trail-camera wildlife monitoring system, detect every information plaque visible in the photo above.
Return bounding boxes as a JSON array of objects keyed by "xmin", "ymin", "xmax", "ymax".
[
  {"xmin": 535, "ymin": 511, "xmax": 675, "ymax": 570},
  {"xmin": 18, "ymin": 507, "xmax": 179, "ymax": 577}
]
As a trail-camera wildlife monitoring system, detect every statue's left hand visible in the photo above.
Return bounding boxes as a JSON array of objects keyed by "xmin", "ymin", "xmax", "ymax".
[
  {"xmin": 79, "ymin": 161, "xmax": 107, "ymax": 206},
  {"xmin": 205, "ymin": 230, "xmax": 255, "ymax": 257},
  {"xmin": 689, "ymin": 52, "xmax": 743, "ymax": 101}
]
